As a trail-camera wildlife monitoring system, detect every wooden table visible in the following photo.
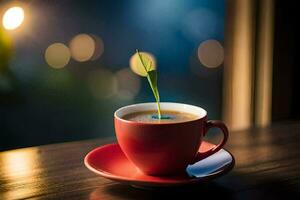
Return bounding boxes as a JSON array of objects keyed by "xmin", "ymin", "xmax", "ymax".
[{"xmin": 1, "ymin": 121, "xmax": 300, "ymax": 199}]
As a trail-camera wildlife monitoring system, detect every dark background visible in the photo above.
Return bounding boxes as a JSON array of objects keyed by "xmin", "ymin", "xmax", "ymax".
[
  {"xmin": 272, "ymin": 0, "xmax": 300, "ymax": 121},
  {"xmin": 0, "ymin": 0, "xmax": 225, "ymax": 151}
]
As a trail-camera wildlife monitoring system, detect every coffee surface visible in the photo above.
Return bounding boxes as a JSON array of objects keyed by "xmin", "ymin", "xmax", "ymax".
[{"xmin": 122, "ymin": 110, "xmax": 198, "ymax": 123}]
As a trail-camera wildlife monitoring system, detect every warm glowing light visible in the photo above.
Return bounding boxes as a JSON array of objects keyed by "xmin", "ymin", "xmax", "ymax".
[
  {"xmin": 0, "ymin": 149, "xmax": 38, "ymax": 176},
  {"xmin": 69, "ymin": 34, "xmax": 95, "ymax": 62},
  {"xmin": 198, "ymin": 39, "xmax": 224, "ymax": 68},
  {"xmin": 87, "ymin": 68, "xmax": 118, "ymax": 99},
  {"xmin": 45, "ymin": 43, "xmax": 71, "ymax": 69},
  {"xmin": 90, "ymin": 35, "xmax": 104, "ymax": 60},
  {"xmin": 116, "ymin": 68, "xmax": 141, "ymax": 100},
  {"xmin": 0, "ymin": 148, "xmax": 45, "ymax": 199},
  {"xmin": 2, "ymin": 7, "xmax": 24, "ymax": 30},
  {"xmin": 129, "ymin": 52, "xmax": 156, "ymax": 76}
]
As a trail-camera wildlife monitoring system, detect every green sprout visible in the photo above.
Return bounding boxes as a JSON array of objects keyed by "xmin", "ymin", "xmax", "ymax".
[{"xmin": 136, "ymin": 49, "xmax": 161, "ymax": 119}]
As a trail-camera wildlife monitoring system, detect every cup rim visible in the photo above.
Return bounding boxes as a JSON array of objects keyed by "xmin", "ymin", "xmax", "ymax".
[{"xmin": 114, "ymin": 102, "xmax": 207, "ymax": 125}]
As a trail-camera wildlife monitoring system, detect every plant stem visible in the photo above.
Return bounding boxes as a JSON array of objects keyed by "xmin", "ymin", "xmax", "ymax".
[
  {"xmin": 146, "ymin": 74, "xmax": 162, "ymax": 119},
  {"xmin": 156, "ymin": 100, "xmax": 162, "ymax": 119}
]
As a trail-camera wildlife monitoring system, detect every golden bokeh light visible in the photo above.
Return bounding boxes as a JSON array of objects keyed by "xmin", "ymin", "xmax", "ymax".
[
  {"xmin": 90, "ymin": 35, "xmax": 104, "ymax": 61},
  {"xmin": 45, "ymin": 43, "xmax": 71, "ymax": 69},
  {"xmin": 198, "ymin": 39, "xmax": 224, "ymax": 68},
  {"xmin": 129, "ymin": 52, "xmax": 156, "ymax": 76},
  {"xmin": 2, "ymin": 7, "xmax": 25, "ymax": 30},
  {"xmin": 69, "ymin": 34, "xmax": 95, "ymax": 62},
  {"xmin": 87, "ymin": 68, "xmax": 118, "ymax": 99},
  {"xmin": 116, "ymin": 68, "xmax": 141, "ymax": 100}
]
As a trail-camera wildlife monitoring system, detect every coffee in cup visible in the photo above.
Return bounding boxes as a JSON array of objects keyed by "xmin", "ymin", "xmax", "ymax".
[
  {"xmin": 122, "ymin": 110, "xmax": 198, "ymax": 123},
  {"xmin": 114, "ymin": 102, "xmax": 228, "ymax": 176}
]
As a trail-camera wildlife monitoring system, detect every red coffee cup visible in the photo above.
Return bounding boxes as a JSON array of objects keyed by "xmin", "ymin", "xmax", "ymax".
[{"xmin": 114, "ymin": 102, "xmax": 228, "ymax": 176}]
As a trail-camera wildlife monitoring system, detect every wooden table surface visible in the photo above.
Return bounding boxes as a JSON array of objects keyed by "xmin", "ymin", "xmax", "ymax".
[{"xmin": 1, "ymin": 121, "xmax": 300, "ymax": 200}]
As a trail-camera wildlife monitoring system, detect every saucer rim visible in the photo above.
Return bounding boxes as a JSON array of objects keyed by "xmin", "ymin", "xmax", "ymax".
[{"xmin": 84, "ymin": 142, "xmax": 235, "ymax": 187}]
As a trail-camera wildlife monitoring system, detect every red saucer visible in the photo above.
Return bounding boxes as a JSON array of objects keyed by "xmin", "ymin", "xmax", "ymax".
[{"xmin": 84, "ymin": 141, "xmax": 234, "ymax": 187}]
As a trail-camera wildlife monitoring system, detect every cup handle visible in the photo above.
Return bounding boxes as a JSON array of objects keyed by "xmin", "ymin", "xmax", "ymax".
[{"xmin": 191, "ymin": 120, "xmax": 229, "ymax": 164}]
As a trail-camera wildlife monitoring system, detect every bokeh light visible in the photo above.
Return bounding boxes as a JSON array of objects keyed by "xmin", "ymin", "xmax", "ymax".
[
  {"xmin": 2, "ymin": 7, "xmax": 24, "ymax": 30},
  {"xmin": 90, "ymin": 35, "xmax": 104, "ymax": 61},
  {"xmin": 116, "ymin": 68, "xmax": 141, "ymax": 100},
  {"xmin": 87, "ymin": 68, "xmax": 118, "ymax": 100},
  {"xmin": 129, "ymin": 52, "xmax": 156, "ymax": 76},
  {"xmin": 45, "ymin": 43, "xmax": 71, "ymax": 69},
  {"xmin": 69, "ymin": 34, "xmax": 95, "ymax": 62},
  {"xmin": 197, "ymin": 39, "xmax": 224, "ymax": 68}
]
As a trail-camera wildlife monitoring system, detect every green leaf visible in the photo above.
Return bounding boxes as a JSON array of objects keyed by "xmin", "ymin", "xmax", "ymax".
[
  {"xmin": 136, "ymin": 49, "xmax": 161, "ymax": 118},
  {"xmin": 147, "ymin": 70, "xmax": 159, "ymax": 100}
]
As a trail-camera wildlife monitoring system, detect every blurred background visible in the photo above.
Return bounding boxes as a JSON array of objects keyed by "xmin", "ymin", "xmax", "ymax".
[
  {"xmin": 0, "ymin": 0, "xmax": 299, "ymax": 151},
  {"xmin": 0, "ymin": 0, "xmax": 225, "ymax": 151}
]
